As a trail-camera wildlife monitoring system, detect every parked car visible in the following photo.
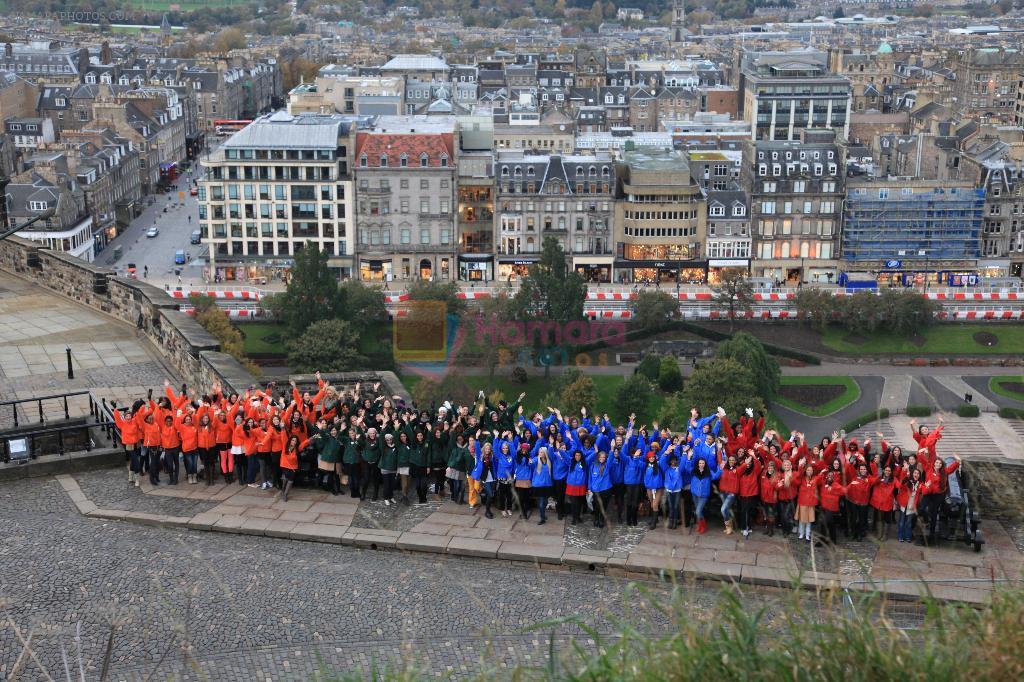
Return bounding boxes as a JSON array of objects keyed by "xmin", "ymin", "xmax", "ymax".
[
  {"xmin": 174, "ymin": 250, "xmax": 186, "ymax": 265},
  {"xmin": 190, "ymin": 229, "xmax": 202, "ymax": 244},
  {"xmin": 189, "ymin": 187, "xmax": 198, "ymax": 196},
  {"xmin": 146, "ymin": 226, "xmax": 159, "ymax": 238}
]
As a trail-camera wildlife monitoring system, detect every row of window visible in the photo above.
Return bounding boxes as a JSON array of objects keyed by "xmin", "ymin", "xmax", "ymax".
[
  {"xmin": 499, "ymin": 216, "xmax": 608, "ymax": 232},
  {"xmin": 758, "ymin": 218, "xmax": 836, "ymax": 237},
  {"xmin": 358, "ymin": 198, "xmax": 450, "ymax": 215},
  {"xmin": 499, "ymin": 200, "xmax": 612, "ymax": 212},
  {"xmin": 622, "ymin": 226, "xmax": 699, "ymax": 238},
  {"xmin": 358, "ymin": 153, "xmax": 449, "ymax": 167},
  {"xmin": 500, "ymin": 165, "xmax": 611, "ymax": 178},
  {"xmin": 358, "ymin": 228, "xmax": 452, "ymax": 246},
  {"xmin": 760, "ymin": 201, "xmax": 836, "ymax": 214},
  {"xmin": 204, "ymin": 223, "xmax": 346, "ymax": 239},
  {"xmin": 623, "ymin": 210, "xmax": 701, "ymax": 220},
  {"xmin": 501, "ymin": 182, "xmax": 611, "ymax": 195},
  {"xmin": 758, "ymin": 164, "xmax": 839, "ymax": 179},
  {"xmin": 204, "ymin": 184, "xmax": 342, "ymax": 201},
  {"xmin": 358, "ymin": 178, "xmax": 448, "ymax": 190},
  {"xmin": 706, "ymin": 240, "xmax": 751, "ymax": 258}
]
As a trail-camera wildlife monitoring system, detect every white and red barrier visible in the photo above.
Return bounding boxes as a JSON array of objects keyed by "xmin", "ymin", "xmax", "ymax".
[
  {"xmin": 949, "ymin": 310, "xmax": 1024, "ymax": 320},
  {"xmin": 925, "ymin": 292, "xmax": 1021, "ymax": 301},
  {"xmin": 584, "ymin": 310, "xmax": 632, "ymax": 319},
  {"xmin": 171, "ymin": 289, "xmax": 264, "ymax": 301},
  {"xmin": 677, "ymin": 292, "xmax": 713, "ymax": 301},
  {"xmin": 587, "ymin": 292, "xmax": 635, "ymax": 301},
  {"xmin": 181, "ymin": 306, "xmax": 265, "ymax": 319},
  {"xmin": 752, "ymin": 292, "xmax": 795, "ymax": 301}
]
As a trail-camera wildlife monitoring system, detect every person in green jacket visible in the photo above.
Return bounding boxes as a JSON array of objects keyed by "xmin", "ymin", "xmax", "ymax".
[
  {"xmin": 409, "ymin": 429, "xmax": 431, "ymax": 504},
  {"xmin": 341, "ymin": 427, "xmax": 364, "ymax": 499},
  {"xmin": 446, "ymin": 432, "xmax": 473, "ymax": 505},
  {"xmin": 309, "ymin": 420, "xmax": 343, "ymax": 495},
  {"xmin": 396, "ymin": 428, "xmax": 413, "ymax": 505},
  {"xmin": 379, "ymin": 432, "xmax": 399, "ymax": 505},
  {"xmin": 360, "ymin": 426, "xmax": 383, "ymax": 501},
  {"xmin": 429, "ymin": 425, "xmax": 449, "ymax": 498}
]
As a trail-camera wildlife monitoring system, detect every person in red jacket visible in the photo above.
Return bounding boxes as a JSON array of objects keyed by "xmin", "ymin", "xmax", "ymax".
[
  {"xmin": 922, "ymin": 453, "xmax": 961, "ymax": 545},
  {"xmin": 197, "ymin": 409, "xmax": 218, "ymax": 485},
  {"xmin": 895, "ymin": 465, "xmax": 925, "ymax": 543},
  {"xmin": 868, "ymin": 465, "xmax": 898, "ymax": 541},
  {"xmin": 818, "ymin": 471, "xmax": 847, "ymax": 545},
  {"xmin": 735, "ymin": 450, "xmax": 762, "ymax": 538},
  {"xmin": 845, "ymin": 463, "xmax": 873, "ymax": 541},
  {"xmin": 794, "ymin": 464, "xmax": 821, "ymax": 541},
  {"xmin": 215, "ymin": 404, "xmax": 237, "ymax": 483},
  {"xmin": 177, "ymin": 412, "xmax": 201, "ymax": 484},
  {"xmin": 159, "ymin": 413, "xmax": 182, "ymax": 485},
  {"xmin": 138, "ymin": 404, "xmax": 163, "ymax": 486},
  {"xmin": 717, "ymin": 451, "xmax": 740, "ymax": 535},
  {"xmin": 910, "ymin": 418, "xmax": 944, "ymax": 470},
  {"xmin": 758, "ymin": 459, "xmax": 780, "ymax": 536},
  {"xmin": 775, "ymin": 458, "xmax": 798, "ymax": 535},
  {"xmin": 277, "ymin": 435, "xmax": 307, "ymax": 502}
]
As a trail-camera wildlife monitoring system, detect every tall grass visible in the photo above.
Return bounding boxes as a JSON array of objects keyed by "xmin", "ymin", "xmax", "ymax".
[{"xmin": 315, "ymin": 583, "xmax": 1024, "ymax": 681}]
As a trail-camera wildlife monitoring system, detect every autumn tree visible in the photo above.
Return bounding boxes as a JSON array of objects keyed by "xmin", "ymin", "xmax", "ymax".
[{"xmin": 712, "ymin": 268, "xmax": 755, "ymax": 332}]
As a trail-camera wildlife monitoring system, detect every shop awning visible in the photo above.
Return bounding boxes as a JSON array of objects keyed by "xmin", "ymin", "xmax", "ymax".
[{"xmin": 458, "ymin": 253, "xmax": 494, "ymax": 261}]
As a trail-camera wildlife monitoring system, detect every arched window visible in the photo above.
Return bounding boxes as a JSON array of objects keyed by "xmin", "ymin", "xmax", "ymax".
[
  {"xmin": 513, "ymin": 166, "xmax": 522, "ymax": 177},
  {"xmin": 501, "ymin": 166, "xmax": 509, "ymax": 177},
  {"xmin": 589, "ymin": 166, "xmax": 597, "ymax": 176},
  {"xmin": 526, "ymin": 167, "xmax": 535, "ymax": 176},
  {"xmin": 576, "ymin": 166, "xmax": 583, "ymax": 176},
  {"xmin": 800, "ymin": 241, "xmax": 810, "ymax": 258},
  {"xmin": 601, "ymin": 166, "xmax": 610, "ymax": 176}
]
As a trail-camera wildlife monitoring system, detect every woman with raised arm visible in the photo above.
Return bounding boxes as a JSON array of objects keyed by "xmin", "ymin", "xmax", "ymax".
[
  {"xmin": 687, "ymin": 456, "xmax": 721, "ymax": 535},
  {"xmin": 531, "ymin": 446, "xmax": 554, "ymax": 525},
  {"xmin": 513, "ymin": 441, "xmax": 534, "ymax": 519},
  {"xmin": 922, "ymin": 452, "xmax": 961, "ymax": 545},
  {"xmin": 565, "ymin": 449, "xmax": 588, "ymax": 525}
]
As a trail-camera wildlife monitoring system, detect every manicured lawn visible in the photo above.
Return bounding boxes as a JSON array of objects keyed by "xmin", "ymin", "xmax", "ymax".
[
  {"xmin": 820, "ymin": 324, "xmax": 1024, "ymax": 354},
  {"xmin": 237, "ymin": 322, "xmax": 286, "ymax": 355},
  {"xmin": 765, "ymin": 409, "xmax": 791, "ymax": 440},
  {"xmin": 989, "ymin": 375, "xmax": 1024, "ymax": 403},
  {"xmin": 399, "ymin": 371, "xmax": 666, "ymax": 424},
  {"xmin": 773, "ymin": 375, "xmax": 861, "ymax": 417}
]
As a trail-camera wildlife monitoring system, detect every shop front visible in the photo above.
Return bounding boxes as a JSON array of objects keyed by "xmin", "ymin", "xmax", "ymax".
[
  {"xmin": 755, "ymin": 259, "xmax": 837, "ymax": 285},
  {"xmin": 327, "ymin": 257, "xmax": 353, "ymax": 280},
  {"xmin": 459, "ymin": 253, "xmax": 494, "ymax": 282},
  {"xmin": 497, "ymin": 256, "xmax": 539, "ymax": 282},
  {"xmin": 573, "ymin": 256, "xmax": 614, "ymax": 284},
  {"xmin": 359, "ymin": 258, "xmax": 393, "ymax": 282},
  {"xmin": 871, "ymin": 260, "xmax": 981, "ymax": 288},
  {"xmin": 209, "ymin": 257, "xmax": 294, "ymax": 285},
  {"xmin": 613, "ymin": 259, "xmax": 707, "ymax": 284},
  {"xmin": 707, "ymin": 259, "xmax": 750, "ymax": 284}
]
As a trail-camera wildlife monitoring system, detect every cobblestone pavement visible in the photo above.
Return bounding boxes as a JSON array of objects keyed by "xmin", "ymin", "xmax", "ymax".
[
  {"xmin": 74, "ymin": 469, "xmax": 222, "ymax": 518},
  {"xmin": 1, "ymin": 476, "xmax": 718, "ymax": 682}
]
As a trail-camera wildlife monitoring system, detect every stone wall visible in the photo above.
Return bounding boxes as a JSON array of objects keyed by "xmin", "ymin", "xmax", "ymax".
[{"xmin": 0, "ymin": 237, "xmax": 409, "ymax": 403}]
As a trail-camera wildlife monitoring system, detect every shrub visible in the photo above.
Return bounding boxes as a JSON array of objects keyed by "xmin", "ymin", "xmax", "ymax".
[
  {"xmin": 715, "ymin": 331, "xmax": 780, "ymax": 399},
  {"xmin": 510, "ymin": 366, "xmax": 528, "ymax": 383},
  {"xmin": 637, "ymin": 353, "xmax": 662, "ymax": 381},
  {"xmin": 956, "ymin": 404, "xmax": 981, "ymax": 418},
  {"xmin": 998, "ymin": 406, "xmax": 1024, "ymax": 419},
  {"xmin": 839, "ymin": 408, "xmax": 890, "ymax": 434},
  {"xmin": 657, "ymin": 355, "xmax": 683, "ymax": 392},
  {"xmin": 905, "ymin": 405, "xmax": 933, "ymax": 417},
  {"xmin": 616, "ymin": 374, "xmax": 652, "ymax": 422}
]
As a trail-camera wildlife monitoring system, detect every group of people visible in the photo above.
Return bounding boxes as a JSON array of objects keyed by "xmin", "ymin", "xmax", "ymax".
[{"xmin": 111, "ymin": 376, "xmax": 962, "ymax": 546}]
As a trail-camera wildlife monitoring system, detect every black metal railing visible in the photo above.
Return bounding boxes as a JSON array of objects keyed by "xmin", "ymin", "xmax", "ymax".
[
  {"xmin": 0, "ymin": 420, "xmax": 116, "ymax": 462},
  {"xmin": 0, "ymin": 390, "xmax": 98, "ymax": 428}
]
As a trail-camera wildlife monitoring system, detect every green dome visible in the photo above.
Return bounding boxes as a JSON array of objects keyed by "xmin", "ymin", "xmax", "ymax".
[{"xmin": 877, "ymin": 42, "xmax": 893, "ymax": 54}]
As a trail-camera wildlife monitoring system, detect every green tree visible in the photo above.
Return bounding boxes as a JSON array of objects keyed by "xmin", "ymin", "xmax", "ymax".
[
  {"xmin": 795, "ymin": 288, "xmax": 836, "ymax": 332},
  {"xmin": 459, "ymin": 292, "xmax": 522, "ymax": 383},
  {"xmin": 657, "ymin": 355, "xmax": 684, "ymax": 392},
  {"xmin": 661, "ymin": 358, "xmax": 764, "ymax": 426},
  {"xmin": 878, "ymin": 288, "xmax": 939, "ymax": 337},
  {"xmin": 285, "ymin": 319, "xmax": 364, "ymax": 373},
  {"xmin": 194, "ymin": 307, "xmax": 260, "ymax": 376},
  {"xmin": 637, "ymin": 352, "xmax": 662, "ymax": 382},
  {"xmin": 632, "ymin": 290, "xmax": 677, "ymax": 331},
  {"xmin": 338, "ymin": 279, "xmax": 387, "ymax": 335},
  {"xmin": 514, "ymin": 236, "xmax": 587, "ymax": 376},
  {"xmin": 407, "ymin": 279, "xmax": 468, "ymax": 318},
  {"xmin": 715, "ymin": 332, "xmax": 780, "ymax": 400},
  {"xmin": 560, "ymin": 374, "xmax": 598, "ymax": 417},
  {"xmin": 514, "ymin": 236, "xmax": 586, "ymax": 323},
  {"xmin": 838, "ymin": 291, "xmax": 884, "ymax": 334},
  {"xmin": 263, "ymin": 242, "xmax": 344, "ymax": 339},
  {"xmin": 616, "ymin": 374, "xmax": 652, "ymax": 422},
  {"xmin": 214, "ymin": 27, "xmax": 246, "ymax": 52},
  {"xmin": 712, "ymin": 268, "xmax": 754, "ymax": 332}
]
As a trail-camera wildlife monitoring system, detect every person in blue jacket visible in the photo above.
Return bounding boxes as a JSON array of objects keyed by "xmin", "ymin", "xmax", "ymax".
[
  {"xmin": 513, "ymin": 442, "xmax": 534, "ymax": 519},
  {"xmin": 643, "ymin": 449, "xmax": 666, "ymax": 529},
  {"xmin": 687, "ymin": 456, "xmax": 722, "ymax": 535},
  {"xmin": 608, "ymin": 444, "xmax": 627, "ymax": 522},
  {"xmin": 550, "ymin": 441, "xmax": 571, "ymax": 520},
  {"xmin": 663, "ymin": 453, "xmax": 684, "ymax": 529},
  {"xmin": 564, "ymin": 449, "xmax": 589, "ymax": 525},
  {"xmin": 588, "ymin": 450, "xmax": 614, "ymax": 528},
  {"xmin": 493, "ymin": 438, "xmax": 516, "ymax": 517},
  {"xmin": 531, "ymin": 446, "xmax": 554, "ymax": 524},
  {"xmin": 622, "ymin": 447, "xmax": 646, "ymax": 526}
]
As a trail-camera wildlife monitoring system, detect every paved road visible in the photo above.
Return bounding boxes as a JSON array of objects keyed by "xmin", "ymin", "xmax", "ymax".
[
  {"xmin": 0, "ymin": 475, "xmax": 719, "ymax": 681},
  {"xmin": 98, "ymin": 145, "xmax": 221, "ymax": 291}
]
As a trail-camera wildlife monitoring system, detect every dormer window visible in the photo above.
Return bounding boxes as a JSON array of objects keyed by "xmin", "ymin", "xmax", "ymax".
[
  {"xmin": 379, "ymin": 154, "xmax": 388, "ymax": 167},
  {"xmin": 732, "ymin": 204, "xmax": 746, "ymax": 217},
  {"xmin": 55, "ymin": 98, "xmax": 65, "ymax": 107},
  {"xmin": 85, "ymin": 73, "xmax": 96, "ymax": 83},
  {"xmin": 420, "ymin": 153, "xmax": 429, "ymax": 167},
  {"xmin": 29, "ymin": 201, "xmax": 47, "ymax": 211},
  {"xmin": 359, "ymin": 153, "xmax": 367, "ymax": 167},
  {"xmin": 440, "ymin": 154, "xmax": 448, "ymax": 167},
  {"xmin": 400, "ymin": 153, "xmax": 408, "ymax": 167}
]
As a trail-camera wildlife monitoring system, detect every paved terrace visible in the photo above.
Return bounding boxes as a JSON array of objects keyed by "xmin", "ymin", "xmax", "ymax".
[{"xmin": 57, "ymin": 471, "xmax": 1022, "ymax": 606}]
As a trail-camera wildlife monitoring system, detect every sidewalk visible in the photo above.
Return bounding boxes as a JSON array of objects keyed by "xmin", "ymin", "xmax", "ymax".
[{"xmin": 56, "ymin": 472, "xmax": 1022, "ymax": 605}]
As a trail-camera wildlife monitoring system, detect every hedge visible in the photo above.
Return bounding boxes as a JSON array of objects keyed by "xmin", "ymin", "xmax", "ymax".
[
  {"xmin": 956, "ymin": 404, "xmax": 981, "ymax": 418},
  {"xmin": 839, "ymin": 408, "xmax": 890, "ymax": 434},
  {"xmin": 998, "ymin": 406, "xmax": 1024, "ymax": 419},
  {"xmin": 905, "ymin": 405, "xmax": 933, "ymax": 417}
]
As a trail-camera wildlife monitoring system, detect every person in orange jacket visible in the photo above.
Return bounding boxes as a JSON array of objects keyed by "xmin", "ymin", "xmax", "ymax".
[
  {"xmin": 278, "ymin": 435, "xmax": 307, "ymax": 502},
  {"xmin": 177, "ymin": 412, "xmax": 201, "ymax": 484},
  {"xmin": 196, "ymin": 408, "xmax": 219, "ymax": 485},
  {"xmin": 818, "ymin": 471, "xmax": 847, "ymax": 545},
  {"xmin": 138, "ymin": 404, "xmax": 163, "ymax": 486},
  {"xmin": 159, "ymin": 412, "xmax": 182, "ymax": 485},
  {"xmin": 112, "ymin": 399, "xmax": 145, "ymax": 485}
]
